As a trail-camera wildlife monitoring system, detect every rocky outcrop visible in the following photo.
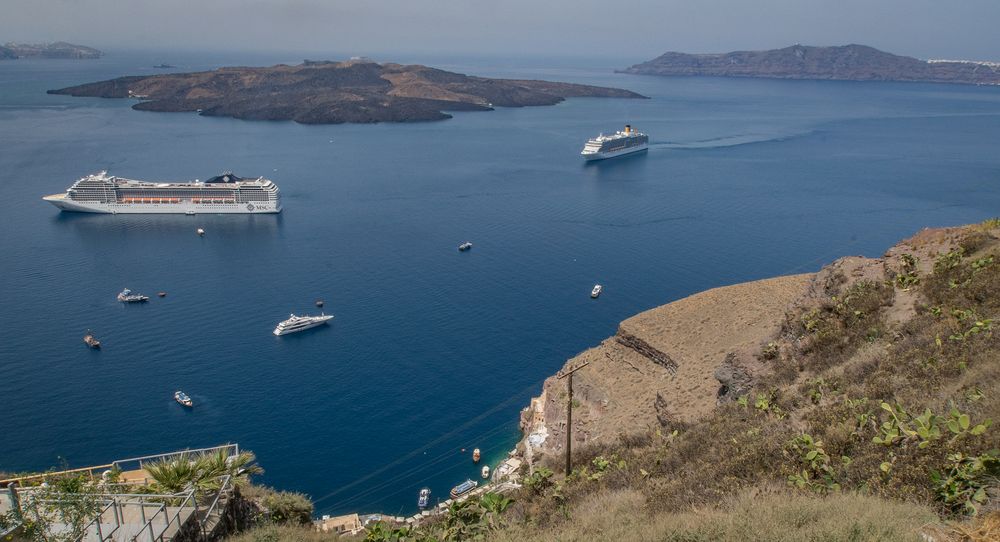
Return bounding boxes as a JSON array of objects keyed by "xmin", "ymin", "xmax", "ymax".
[
  {"xmin": 621, "ymin": 44, "xmax": 1000, "ymax": 86},
  {"xmin": 519, "ymin": 274, "xmax": 814, "ymax": 459},
  {"xmin": 48, "ymin": 60, "xmax": 646, "ymax": 124},
  {"xmin": 1, "ymin": 42, "xmax": 102, "ymax": 59}
]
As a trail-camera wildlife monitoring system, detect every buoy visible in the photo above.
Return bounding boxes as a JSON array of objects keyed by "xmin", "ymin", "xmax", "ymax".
[{"xmin": 197, "ymin": 228, "xmax": 205, "ymax": 236}]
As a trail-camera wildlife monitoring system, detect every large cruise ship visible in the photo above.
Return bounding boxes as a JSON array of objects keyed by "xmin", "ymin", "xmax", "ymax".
[
  {"xmin": 42, "ymin": 171, "xmax": 281, "ymax": 214},
  {"xmin": 580, "ymin": 125, "xmax": 649, "ymax": 161}
]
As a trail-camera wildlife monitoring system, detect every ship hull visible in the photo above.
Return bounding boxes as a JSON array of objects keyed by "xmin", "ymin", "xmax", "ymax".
[
  {"xmin": 273, "ymin": 318, "xmax": 332, "ymax": 336},
  {"xmin": 43, "ymin": 194, "xmax": 281, "ymax": 214},
  {"xmin": 582, "ymin": 143, "xmax": 649, "ymax": 161}
]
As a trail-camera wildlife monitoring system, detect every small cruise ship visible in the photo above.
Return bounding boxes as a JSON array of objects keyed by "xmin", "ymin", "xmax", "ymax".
[
  {"xmin": 581, "ymin": 125, "xmax": 649, "ymax": 161},
  {"xmin": 117, "ymin": 288, "xmax": 149, "ymax": 303},
  {"xmin": 273, "ymin": 313, "xmax": 334, "ymax": 336},
  {"xmin": 450, "ymin": 479, "xmax": 478, "ymax": 499},
  {"xmin": 43, "ymin": 171, "xmax": 281, "ymax": 214},
  {"xmin": 174, "ymin": 391, "xmax": 193, "ymax": 407}
]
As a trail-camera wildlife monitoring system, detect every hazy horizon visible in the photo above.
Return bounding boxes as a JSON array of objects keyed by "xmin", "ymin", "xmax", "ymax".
[{"xmin": 3, "ymin": 0, "xmax": 999, "ymax": 63}]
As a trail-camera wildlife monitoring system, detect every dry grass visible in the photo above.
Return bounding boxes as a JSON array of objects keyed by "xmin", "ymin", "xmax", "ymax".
[
  {"xmin": 489, "ymin": 487, "xmax": 939, "ymax": 542},
  {"xmin": 226, "ymin": 524, "xmax": 341, "ymax": 542}
]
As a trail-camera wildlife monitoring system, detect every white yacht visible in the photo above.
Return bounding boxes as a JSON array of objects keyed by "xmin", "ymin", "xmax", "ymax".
[
  {"xmin": 273, "ymin": 313, "xmax": 334, "ymax": 336},
  {"xmin": 591, "ymin": 284, "xmax": 603, "ymax": 298},
  {"xmin": 581, "ymin": 125, "xmax": 649, "ymax": 161}
]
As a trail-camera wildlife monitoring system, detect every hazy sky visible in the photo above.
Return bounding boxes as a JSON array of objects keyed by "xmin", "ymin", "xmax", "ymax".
[{"xmin": 3, "ymin": 0, "xmax": 998, "ymax": 61}]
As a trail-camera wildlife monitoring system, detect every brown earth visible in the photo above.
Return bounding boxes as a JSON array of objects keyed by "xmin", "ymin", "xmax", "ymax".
[{"xmin": 47, "ymin": 60, "xmax": 646, "ymax": 124}]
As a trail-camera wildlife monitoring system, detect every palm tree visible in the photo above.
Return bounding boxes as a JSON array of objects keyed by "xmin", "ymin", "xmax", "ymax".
[
  {"xmin": 144, "ymin": 453, "xmax": 201, "ymax": 493},
  {"xmin": 196, "ymin": 448, "xmax": 263, "ymax": 488}
]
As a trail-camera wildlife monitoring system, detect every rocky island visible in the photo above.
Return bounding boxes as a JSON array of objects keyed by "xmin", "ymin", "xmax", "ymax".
[
  {"xmin": 48, "ymin": 60, "xmax": 646, "ymax": 124},
  {"xmin": 0, "ymin": 41, "xmax": 102, "ymax": 59},
  {"xmin": 622, "ymin": 44, "xmax": 1000, "ymax": 85}
]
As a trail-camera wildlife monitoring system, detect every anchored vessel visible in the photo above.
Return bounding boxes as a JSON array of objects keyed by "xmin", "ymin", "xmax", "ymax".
[
  {"xmin": 450, "ymin": 479, "xmax": 478, "ymax": 499},
  {"xmin": 43, "ymin": 171, "xmax": 281, "ymax": 214},
  {"xmin": 458, "ymin": 242, "xmax": 473, "ymax": 252},
  {"xmin": 417, "ymin": 488, "xmax": 431, "ymax": 509},
  {"xmin": 117, "ymin": 288, "xmax": 149, "ymax": 303},
  {"xmin": 174, "ymin": 391, "xmax": 193, "ymax": 407},
  {"xmin": 83, "ymin": 332, "xmax": 101, "ymax": 349},
  {"xmin": 591, "ymin": 284, "xmax": 603, "ymax": 298},
  {"xmin": 273, "ymin": 313, "xmax": 334, "ymax": 336},
  {"xmin": 581, "ymin": 124, "xmax": 649, "ymax": 161}
]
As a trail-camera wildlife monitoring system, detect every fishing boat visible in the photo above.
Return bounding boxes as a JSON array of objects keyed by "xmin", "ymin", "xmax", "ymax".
[
  {"xmin": 83, "ymin": 332, "xmax": 101, "ymax": 349},
  {"xmin": 174, "ymin": 390, "xmax": 193, "ymax": 407},
  {"xmin": 117, "ymin": 288, "xmax": 149, "ymax": 303},
  {"xmin": 591, "ymin": 284, "xmax": 603, "ymax": 298},
  {"xmin": 417, "ymin": 488, "xmax": 431, "ymax": 509},
  {"xmin": 450, "ymin": 479, "xmax": 477, "ymax": 499},
  {"xmin": 458, "ymin": 242, "xmax": 472, "ymax": 251},
  {"xmin": 481, "ymin": 465, "xmax": 490, "ymax": 479},
  {"xmin": 472, "ymin": 448, "xmax": 481, "ymax": 463}
]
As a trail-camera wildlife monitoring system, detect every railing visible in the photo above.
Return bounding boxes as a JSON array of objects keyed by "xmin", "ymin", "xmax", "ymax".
[{"xmin": 199, "ymin": 475, "xmax": 232, "ymax": 537}]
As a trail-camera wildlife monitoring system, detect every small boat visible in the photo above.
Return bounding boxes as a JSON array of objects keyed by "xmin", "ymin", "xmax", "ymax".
[
  {"xmin": 184, "ymin": 210, "xmax": 195, "ymax": 216},
  {"xmin": 157, "ymin": 292, "xmax": 167, "ymax": 297},
  {"xmin": 458, "ymin": 242, "xmax": 472, "ymax": 252},
  {"xmin": 591, "ymin": 284, "xmax": 602, "ymax": 298},
  {"xmin": 83, "ymin": 332, "xmax": 101, "ymax": 349},
  {"xmin": 481, "ymin": 465, "xmax": 490, "ymax": 479},
  {"xmin": 315, "ymin": 300, "xmax": 324, "ymax": 308},
  {"xmin": 417, "ymin": 488, "xmax": 431, "ymax": 509},
  {"xmin": 450, "ymin": 479, "xmax": 478, "ymax": 499},
  {"xmin": 197, "ymin": 228, "xmax": 205, "ymax": 236},
  {"xmin": 174, "ymin": 390, "xmax": 193, "ymax": 407},
  {"xmin": 117, "ymin": 288, "xmax": 149, "ymax": 303},
  {"xmin": 472, "ymin": 448, "xmax": 481, "ymax": 463}
]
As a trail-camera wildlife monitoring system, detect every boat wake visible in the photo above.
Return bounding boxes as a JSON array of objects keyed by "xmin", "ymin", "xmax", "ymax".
[{"xmin": 652, "ymin": 131, "xmax": 814, "ymax": 150}]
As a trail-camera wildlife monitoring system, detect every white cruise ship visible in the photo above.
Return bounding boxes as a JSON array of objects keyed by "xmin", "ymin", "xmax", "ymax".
[
  {"xmin": 581, "ymin": 125, "xmax": 649, "ymax": 161},
  {"xmin": 42, "ymin": 171, "xmax": 281, "ymax": 214},
  {"xmin": 273, "ymin": 313, "xmax": 334, "ymax": 336}
]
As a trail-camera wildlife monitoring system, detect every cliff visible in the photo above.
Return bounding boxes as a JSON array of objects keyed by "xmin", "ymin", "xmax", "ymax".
[
  {"xmin": 520, "ymin": 274, "xmax": 813, "ymax": 460},
  {"xmin": 621, "ymin": 44, "xmax": 1000, "ymax": 85},
  {"xmin": 0, "ymin": 41, "xmax": 102, "ymax": 59},
  {"xmin": 47, "ymin": 60, "xmax": 647, "ymax": 124}
]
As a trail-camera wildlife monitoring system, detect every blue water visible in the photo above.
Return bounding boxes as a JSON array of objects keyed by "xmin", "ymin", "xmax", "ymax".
[{"xmin": 1, "ymin": 51, "xmax": 999, "ymax": 515}]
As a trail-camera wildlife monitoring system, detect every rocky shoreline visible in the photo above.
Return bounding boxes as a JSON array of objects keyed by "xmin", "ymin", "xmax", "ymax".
[{"xmin": 48, "ymin": 60, "xmax": 647, "ymax": 124}]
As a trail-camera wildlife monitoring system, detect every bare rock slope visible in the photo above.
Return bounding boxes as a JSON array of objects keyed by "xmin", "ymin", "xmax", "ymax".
[{"xmin": 48, "ymin": 60, "xmax": 646, "ymax": 124}]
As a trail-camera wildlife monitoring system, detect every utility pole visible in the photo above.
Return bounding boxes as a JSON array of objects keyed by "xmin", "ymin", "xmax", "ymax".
[{"xmin": 557, "ymin": 361, "xmax": 590, "ymax": 477}]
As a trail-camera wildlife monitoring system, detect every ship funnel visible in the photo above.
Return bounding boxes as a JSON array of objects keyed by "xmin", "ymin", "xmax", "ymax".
[{"xmin": 624, "ymin": 124, "xmax": 631, "ymax": 134}]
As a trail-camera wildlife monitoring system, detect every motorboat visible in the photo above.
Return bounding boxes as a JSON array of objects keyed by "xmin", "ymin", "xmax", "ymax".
[
  {"xmin": 481, "ymin": 465, "xmax": 490, "ymax": 479},
  {"xmin": 417, "ymin": 488, "xmax": 431, "ymax": 509},
  {"xmin": 117, "ymin": 288, "xmax": 149, "ymax": 303},
  {"xmin": 472, "ymin": 448, "xmax": 481, "ymax": 463},
  {"xmin": 83, "ymin": 332, "xmax": 101, "ymax": 349},
  {"xmin": 591, "ymin": 284, "xmax": 603, "ymax": 298},
  {"xmin": 174, "ymin": 390, "xmax": 193, "ymax": 407},
  {"xmin": 458, "ymin": 242, "xmax": 472, "ymax": 252}
]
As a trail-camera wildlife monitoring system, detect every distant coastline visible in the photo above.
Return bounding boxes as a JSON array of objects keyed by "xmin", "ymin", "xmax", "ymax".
[
  {"xmin": 0, "ymin": 41, "xmax": 102, "ymax": 60},
  {"xmin": 48, "ymin": 59, "xmax": 647, "ymax": 124},
  {"xmin": 621, "ymin": 44, "xmax": 1000, "ymax": 86}
]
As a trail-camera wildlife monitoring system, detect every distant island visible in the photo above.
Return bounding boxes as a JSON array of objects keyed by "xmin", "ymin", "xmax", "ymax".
[
  {"xmin": 622, "ymin": 44, "xmax": 1000, "ymax": 85},
  {"xmin": 0, "ymin": 41, "xmax": 102, "ymax": 59},
  {"xmin": 48, "ymin": 60, "xmax": 647, "ymax": 124}
]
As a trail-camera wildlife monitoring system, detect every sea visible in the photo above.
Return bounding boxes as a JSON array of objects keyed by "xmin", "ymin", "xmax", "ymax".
[{"xmin": 1, "ymin": 50, "xmax": 999, "ymax": 516}]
